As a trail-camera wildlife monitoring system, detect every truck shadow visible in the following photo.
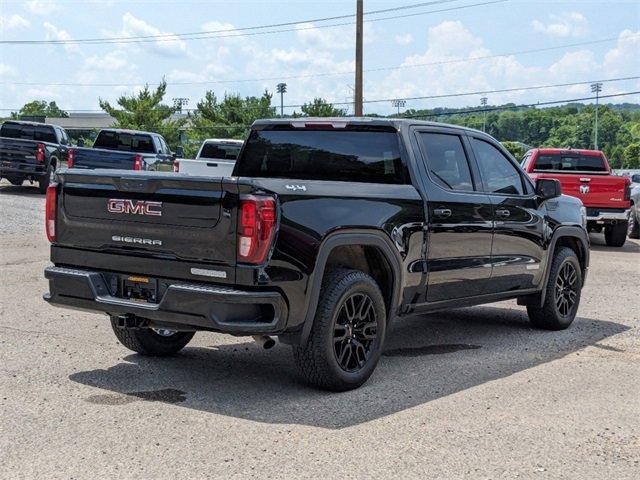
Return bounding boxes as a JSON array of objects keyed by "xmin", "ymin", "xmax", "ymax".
[
  {"xmin": 0, "ymin": 183, "xmax": 43, "ymax": 197},
  {"xmin": 69, "ymin": 305, "xmax": 628, "ymax": 429}
]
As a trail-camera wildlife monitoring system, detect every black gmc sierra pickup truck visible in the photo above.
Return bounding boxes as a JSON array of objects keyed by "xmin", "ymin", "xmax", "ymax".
[
  {"xmin": 0, "ymin": 120, "xmax": 71, "ymax": 193},
  {"xmin": 44, "ymin": 118, "xmax": 589, "ymax": 391}
]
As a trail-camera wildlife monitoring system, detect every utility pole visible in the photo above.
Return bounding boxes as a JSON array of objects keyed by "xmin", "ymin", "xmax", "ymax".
[
  {"xmin": 391, "ymin": 99, "xmax": 406, "ymax": 116},
  {"xmin": 276, "ymin": 83, "xmax": 287, "ymax": 118},
  {"xmin": 354, "ymin": 0, "xmax": 363, "ymax": 116},
  {"xmin": 591, "ymin": 82, "xmax": 603, "ymax": 150},
  {"xmin": 480, "ymin": 97, "xmax": 488, "ymax": 132}
]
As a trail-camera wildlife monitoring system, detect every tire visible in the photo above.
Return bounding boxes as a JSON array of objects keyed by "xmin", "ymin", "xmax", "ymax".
[
  {"xmin": 38, "ymin": 164, "xmax": 54, "ymax": 194},
  {"xmin": 292, "ymin": 269, "xmax": 387, "ymax": 391},
  {"xmin": 628, "ymin": 212, "xmax": 640, "ymax": 239},
  {"xmin": 604, "ymin": 222, "xmax": 627, "ymax": 247},
  {"xmin": 527, "ymin": 247, "xmax": 582, "ymax": 331},
  {"xmin": 110, "ymin": 317, "xmax": 195, "ymax": 356}
]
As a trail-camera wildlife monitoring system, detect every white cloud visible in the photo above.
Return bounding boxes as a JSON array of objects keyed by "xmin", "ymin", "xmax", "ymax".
[
  {"xmin": 84, "ymin": 51, "xmax": 128, "ymax": 71},
  {"xmin": 43, "ymin": 22, "xmax": 81, "ymax": 54},
  {"xmin": 0, "ymin": 63, "xmax": 18, "ymax": 77},
  {"xmin": 394, "ymin": 33, "xmax": 413, "ymax": 45},
  {"xmin": 116, "ymin": 13, "xmax": 188, "ymax": 57},
  {"xmin": 0, "ymin": 14, "xmax": 31, "ymax": 30},
  {"xmin": 603, "ymin": 30, "xmax": 640, "ymax": 76},
  {"xmin": 531, "ymin": 12, "xmax": 588, "ymax": 38},
  {"xmin": 25, "ymin": 0, "xmax": 59, "ymax": 16}
]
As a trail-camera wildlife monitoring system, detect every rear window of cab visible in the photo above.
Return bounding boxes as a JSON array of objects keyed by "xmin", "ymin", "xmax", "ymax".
[{"xmin": 533, "ymin": 153, "xmax": 607, "ymax": 172}]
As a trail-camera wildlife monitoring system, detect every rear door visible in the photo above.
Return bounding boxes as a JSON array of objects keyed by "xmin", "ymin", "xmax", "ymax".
[
  {"xmin": 411, "ymin": 127, "xmax": 494, "ymax": 302},
  {"xmin": 57, "ymin": 171, "xmax": 238, "ymax": 272},
  {"xmin": 468, "ymin": 135, "xmax": 545, "ymax": 292}
]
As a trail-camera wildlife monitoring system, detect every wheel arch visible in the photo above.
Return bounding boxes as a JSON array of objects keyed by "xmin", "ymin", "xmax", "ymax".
[{"xmin": 298, "ymin": 230, "xmax": 403, "ymax": 346}]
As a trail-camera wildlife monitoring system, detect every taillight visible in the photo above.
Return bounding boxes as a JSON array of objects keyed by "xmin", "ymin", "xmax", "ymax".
[
  {"xmin": 45, "ymin": 183, "xmax": 57, "ymax": 243},
  {"xmin": 67, "ymin": 148, "xmax": 75, "ymax": 168},
  {"xmin": 173, "ymin": 159, "xmax": 179, "ymax": 173},
  {"xmin": 36, "ymin": 143, "xmax": 45, "ymax": 162},
  {"xmin": 238, "ymin": 195, "xmax": 276, "ymax": 265},
  {"xmin": 624, "ymin": 178, "xmax": 631, "ymax": 202},
  {"xmin": 133, "ymin": 154, "xmax": 143, "ymax": 171}
]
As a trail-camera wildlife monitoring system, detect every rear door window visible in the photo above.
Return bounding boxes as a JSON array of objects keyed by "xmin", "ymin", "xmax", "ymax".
[
  {"xmin": 235, "ymin": 128, "xmax": 408, "ymax": 184},
  {"xmin": 471, "ymin": 138, "xmax": 525, "ymax": 195},
  {"xmin": 417, "ymin": 132, "xmax": 475, "ymax": 191},
  {"xmin": 200, "ymin": 143, "xmax": 242, "ymax": 161}
]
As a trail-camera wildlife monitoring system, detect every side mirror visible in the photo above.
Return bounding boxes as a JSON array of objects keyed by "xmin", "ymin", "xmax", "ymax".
[
  {"xmin": 536, "ymin": 178, "xmax": 562, "ymax": 200},
  {"xmin": 77, "ymin": 138, "xmax": 85, "ymax": 147},
  {"xmin": 175, "ymin": 146, "xmax": 184, "ymax": 158}
]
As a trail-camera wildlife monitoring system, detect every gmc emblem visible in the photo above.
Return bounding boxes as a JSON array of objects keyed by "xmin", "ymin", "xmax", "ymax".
[{"xmin": 107, "ymin": 199, "xmax": 162, "ymax": 217}]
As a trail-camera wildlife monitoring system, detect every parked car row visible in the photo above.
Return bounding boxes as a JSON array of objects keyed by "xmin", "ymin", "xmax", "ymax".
[{"xmin": 0, "ymin": 120, "xmax": 244, "ymax": 188}]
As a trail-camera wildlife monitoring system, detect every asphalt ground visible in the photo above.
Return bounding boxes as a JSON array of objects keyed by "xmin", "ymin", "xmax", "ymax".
[{"xmin": 1, "ymin": 179, "xmax": 639, "ymax": 479}]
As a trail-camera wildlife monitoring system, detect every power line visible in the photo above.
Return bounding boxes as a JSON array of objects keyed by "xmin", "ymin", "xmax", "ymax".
[
  {"xmin": 3, "ymin": 76, "xmax": 638, "ymax": 113},
  {"xmin": 2, "ymin": 35, "xmax": 631, "ymax": 88},
  {"xmin": 0, "ymin": 0, "xmax": 507, "ymax": 45},
  {"xmin": 401, "ymin": 91, "xmax": 640, "ymax": 118}
]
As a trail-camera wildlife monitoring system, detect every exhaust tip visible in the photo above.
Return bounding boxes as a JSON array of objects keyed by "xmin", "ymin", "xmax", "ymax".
[{"xmin": 252, "ymin": 335, "xmax": 276, "ymax": 350}]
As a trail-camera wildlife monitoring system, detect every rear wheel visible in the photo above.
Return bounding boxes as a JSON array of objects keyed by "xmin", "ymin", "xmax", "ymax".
[
  {"xmin": 292, "ymin": 269, "xmax": 387, "ymax": 391},
  {"xmin": 38, "ymin": 164, "xmax": 54, "ymax": 194},
  {"xmin": 110, "ymin": 317, "xmax": 195, "ymax": 356},
  {"xmin": 527, "ymin": 247, "xmax": 582, "ymax": 330},
  {"xmin": 628, "ymin": 212, "xmax": 640, "ymax": 239},
  {"xmin": 604, "ymin": 222, "xmax": 627, "ymax": 247}
]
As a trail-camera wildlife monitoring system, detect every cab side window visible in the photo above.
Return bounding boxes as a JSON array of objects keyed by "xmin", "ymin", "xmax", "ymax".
[
  {"xmin": 418, "ymin": 132, "xmax": 475, "ymax": 192},
  {"xmin": 471, "ymin": 138, "xmax": 525, "ymax": 195}
]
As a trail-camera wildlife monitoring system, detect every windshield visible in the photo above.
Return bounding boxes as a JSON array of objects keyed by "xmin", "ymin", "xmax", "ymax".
[
  {"xmin": 533, "ymin": 153, "xmax": 607, "ymax": 172},
  {"xmin": 199, "ymin": 143, "xmax": 242, "ymax": 161},
  {"xmin": 93, "ymin": 131, "xmax": 155, "ymax": 153},
  {"xmin": 234, "ymin": 128, "xmax": 407, "ymax": 184}
]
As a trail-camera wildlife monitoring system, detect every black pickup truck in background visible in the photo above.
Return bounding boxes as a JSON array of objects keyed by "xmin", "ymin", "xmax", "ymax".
[
  {"xmin": 0, "ymin": 120, "xmax": 71, "ymax": 193},
  {"xmin": 43, "ymin": 118, "xmax": 590, "ymax": 391},
  {"xmin": 68, "ymin": 129, "xmax": 175, "ymax": 171}
]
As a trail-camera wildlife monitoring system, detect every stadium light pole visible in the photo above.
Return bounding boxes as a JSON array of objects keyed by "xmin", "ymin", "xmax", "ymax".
[
  {"xmin": 591, "ymin": 82, "xmax": 603, "ymax": 150},
  {"xmin": 276, "ymin": 83, "xmax": 287, "ymax": 117},
  {"xmin": 391, "ymin": 99, "xmax": 406, "ymax": 116},
  {"xmin": 480, "ymin": 97, "xmax": 488, "ymax": 132}
]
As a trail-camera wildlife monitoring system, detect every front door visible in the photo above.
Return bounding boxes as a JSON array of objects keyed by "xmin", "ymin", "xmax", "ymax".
[
  {"xmin": 467, "ymin": 136, "xmax": 546, "ymax": 292},
  {"xmin": 412, "ymin": 128, "xmax": 494, "ymax": 303}
]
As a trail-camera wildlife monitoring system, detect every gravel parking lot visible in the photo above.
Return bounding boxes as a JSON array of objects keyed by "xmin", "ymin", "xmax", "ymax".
[{"xmin": 1, "ymin": 179, "xmax": 639, "ymax": 479}]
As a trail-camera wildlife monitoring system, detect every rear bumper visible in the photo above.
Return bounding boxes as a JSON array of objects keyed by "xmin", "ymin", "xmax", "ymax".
[
  {"xmin": 586, "ymin": 208, "xmax": 630, "ymax": 223},
  {"xmin": 43, "ymin": 266, "xmax": 288, "ymax": 335},
  {"xmin": 0, "ymin": 162, "xmax": 45, "ymax": 177}
]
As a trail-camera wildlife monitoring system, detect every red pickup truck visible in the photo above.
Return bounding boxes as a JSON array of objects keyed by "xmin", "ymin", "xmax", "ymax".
[{"xmin": 523, "ymin": 148, "xmax": 631, "ymax": 247}]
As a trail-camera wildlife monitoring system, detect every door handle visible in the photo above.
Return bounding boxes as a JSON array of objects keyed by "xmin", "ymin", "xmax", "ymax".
[
  {"xmin": 496, "ymin": 209, "xmax": 511, "ymax": 218},
  {"xmin": 433, "ymin": 208, "xmax": 452, "ymax": 218}
]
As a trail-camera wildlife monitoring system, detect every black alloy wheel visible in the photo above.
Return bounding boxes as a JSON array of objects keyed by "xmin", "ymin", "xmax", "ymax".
[
  {"xmin": 555, "ymin": 261, "xmax": 578, "ymax": 317},
  {"xmin": 333, "ymin": 292, "xmax": 378, "ymax": 372}
]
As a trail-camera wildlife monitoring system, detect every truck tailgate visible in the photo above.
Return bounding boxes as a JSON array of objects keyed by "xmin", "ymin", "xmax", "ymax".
[
  {"xmin": 72, "ymin": 147, "xmax": 136, "ymax": 170},
  {"xmin": 0, "ymin": 138, "xmax": 39, "ymax": 168},
  {"xmin": 535, "ymin": 172, "xmax": 628, "ymax": 207},
  {"xmin": 56, "ymin": 170, "xmax": 238, "ymax": 269}
]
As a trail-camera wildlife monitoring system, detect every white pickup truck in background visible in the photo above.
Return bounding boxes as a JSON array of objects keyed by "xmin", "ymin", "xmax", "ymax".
[{"xmin": 174, "ymin": 139, "xmax": 243, "ymax": 176}]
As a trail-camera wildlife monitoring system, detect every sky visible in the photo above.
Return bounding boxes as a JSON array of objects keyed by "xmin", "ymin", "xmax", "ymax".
[{"xmin": 0, "ymin": 0, "xmax": 639, "ymax": 116}]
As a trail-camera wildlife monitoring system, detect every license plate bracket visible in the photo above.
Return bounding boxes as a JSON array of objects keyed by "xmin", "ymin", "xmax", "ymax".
[{"xmin": 122, "ymin": 276, "xmax": 158, "ymax": 303}]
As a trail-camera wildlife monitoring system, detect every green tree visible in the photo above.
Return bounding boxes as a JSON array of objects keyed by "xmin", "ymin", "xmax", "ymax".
[
  {"xmin": 623, "ymin": 143, "xmax": 640, "ymax": 168},
  {"xmin": 299, "ymin": 98, "xmax": 346, "ymax": 117},
  {"xmin": 186, "ymin": 90, "xmax": 275, "ymax": 157},
  {"xmin": 11, "ymin": 100, "xmax": 68, "ymax": 119},
  {"xmin": 501, "ymin": 141, "xmax": 526, "ymax": 160},
  {"xmin": 98, "ymin": 79, "xmax": 183, "ymax": 149}
]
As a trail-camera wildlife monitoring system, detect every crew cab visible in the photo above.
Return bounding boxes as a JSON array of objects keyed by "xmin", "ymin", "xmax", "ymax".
[
  {"xmin": 523, "ymin": 148, "xmax": 631, "ymax": 247},
  {"xmin": 43, "ymin": 119, "xmax": 589, "ymax": 391},
  {"xmin": 0, "ymin": 120, "xmax": 71, "ymax": 193},
  {"xmin": 68, "ymin": 129, "xmax": 175, "ymax": 171},
  {"xmin": 174, "ymin": 139, "xmax": 243, "ymax": 176}
]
